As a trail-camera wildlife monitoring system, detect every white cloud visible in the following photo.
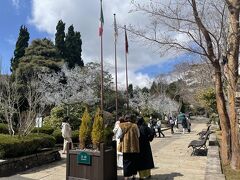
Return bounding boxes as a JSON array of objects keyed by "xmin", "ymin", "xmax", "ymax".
[
  {"xmin": 11, "ymin": 0, "xmax": 20, "ymax": 9},
  {"xmin": 29, "ymin": 0, "xmax": 176, "ymax": 88},
  {"xmin": 5, "ymin": 36, "xmax": 16, "ymax": 46}
]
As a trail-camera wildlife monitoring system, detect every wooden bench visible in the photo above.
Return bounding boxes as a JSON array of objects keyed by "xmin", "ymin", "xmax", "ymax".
[
  {"xmin": 197, "ymin": 125, "xmax": 211, "ymax": 137},
  {"xmin": 188, "ymin": 131, "xmax": 212, "ymax": 155}
]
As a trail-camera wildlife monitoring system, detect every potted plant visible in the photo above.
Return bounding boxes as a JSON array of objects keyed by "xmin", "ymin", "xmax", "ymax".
[
  {"xmin": 79, "ymin": 107, "xmax": 91, "ymax": 149},
  {"xmin": 91, "ymin": 108, "xmax": 104, "ymax": 149},
  {"xmin": 66, "ymin": 107, "xmax": 117, "ymax": 180}
]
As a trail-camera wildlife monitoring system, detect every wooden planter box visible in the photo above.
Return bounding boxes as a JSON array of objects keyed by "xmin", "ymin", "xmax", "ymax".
[{"xmin": 66, "ymin": 143, "xmax": 117, "ymax": 180}]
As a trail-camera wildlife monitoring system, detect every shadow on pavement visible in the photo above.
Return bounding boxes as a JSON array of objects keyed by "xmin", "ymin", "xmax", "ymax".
[
  {"xmin": 148, "ymin": 172, "xmax": 184, "ymax": 180},
  {"xmin": 19, "ymin": 158, "xmax": 66, "ymax": 175},
  {"xmin": 117, "ymin": 172, "xmax": 183, "ymax": 180}
]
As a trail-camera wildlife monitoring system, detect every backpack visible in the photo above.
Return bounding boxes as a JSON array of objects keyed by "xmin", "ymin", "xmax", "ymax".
[{"xmin": 147, "ymin": 127, "xmax": 155, "ymax": 142}]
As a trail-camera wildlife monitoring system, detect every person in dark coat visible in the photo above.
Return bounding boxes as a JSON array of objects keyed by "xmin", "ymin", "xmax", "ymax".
[
  {"xmin": 136, "ymin": 116, "xmax": 155, "ymax": 179},
  {"xmin": 178, "ymin": 112, "xmax": 187, "ymax": 134}
]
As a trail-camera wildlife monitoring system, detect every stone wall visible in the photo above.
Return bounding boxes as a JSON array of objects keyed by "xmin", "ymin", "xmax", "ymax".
[
  {"xmin": 0, "ymin": 150, "xmax": 61, "ymax": 177},
  {"xmin": 205, "ymin": 133, "xmax": 225, "ymax": 180}
]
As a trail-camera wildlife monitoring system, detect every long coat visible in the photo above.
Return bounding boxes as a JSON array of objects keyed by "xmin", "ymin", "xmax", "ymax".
[{"xmin": 137, "ymin": 124, "xmax": 154, "ymax": 171}]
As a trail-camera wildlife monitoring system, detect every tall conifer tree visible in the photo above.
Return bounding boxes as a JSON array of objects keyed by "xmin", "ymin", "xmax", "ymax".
[
  {"xmin": 55, "ymin": 20, "xmax": 65, "ymax": 57},
  {"xmin": 11, "ymin": 25, "xmax": 30, "ymax": 72},
  {"xmin": 65, "ymin": 25, "xmax": 84, "ymax": 68}
]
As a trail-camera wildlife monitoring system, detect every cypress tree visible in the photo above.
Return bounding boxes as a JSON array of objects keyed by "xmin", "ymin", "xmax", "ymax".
[
  {"xmin": 74, "ymin": 31, "xmax": 84, "ymax": 67},
  {"xmin": 91, "ymin": 107, "xmax": 104, "ymax": 149},
  {"xmin": 11, "ymin": 25, "xmax": 30, "ymax": 72},
  {"xmin": 79, "ymin": 107, "xmax": 91, "ymax": 149},
  {"xmin": 65, "ymin": 25, "xmax": 84, "ymax": 68},
  {"xmin": 55, "ymin": 20, "xmax": 65, "ymax": 57}
]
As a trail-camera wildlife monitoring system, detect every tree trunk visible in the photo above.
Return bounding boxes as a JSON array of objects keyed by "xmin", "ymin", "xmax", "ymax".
[
  {"xmin": 214, "ymin": 63, "xmax": 231, "ymax": 165},
  {"xmin": 227, "ymin": 0, "xmax": 240, "ymax": 169}
]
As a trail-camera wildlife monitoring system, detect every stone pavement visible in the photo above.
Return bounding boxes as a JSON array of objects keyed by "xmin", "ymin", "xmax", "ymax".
[{"xmin": 2, "ymin": 119, "xmax": 210, "ymax": 180}]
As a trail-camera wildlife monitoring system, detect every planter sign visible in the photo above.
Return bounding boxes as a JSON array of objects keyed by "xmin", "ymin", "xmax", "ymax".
[{"xmin": 77, "ymin": 152, "xmax": 91, "ymax": 165}]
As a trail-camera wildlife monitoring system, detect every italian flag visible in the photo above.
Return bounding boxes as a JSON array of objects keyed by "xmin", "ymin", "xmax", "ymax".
[{"xmin": 99, "ymin": 0, "xmax": 104, "ymax": 36}]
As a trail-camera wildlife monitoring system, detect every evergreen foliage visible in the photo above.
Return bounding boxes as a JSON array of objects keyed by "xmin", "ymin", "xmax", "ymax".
[
  {"xmin": 11, "ymin": 25, "xmax": 30, "ymax": 72},
  {"xmin": 43, "ymin": 106, "xmax": 65, "ymax": 129},
  {"xmin": 128, "ymin": 84, "xmax": 134, "ymax": 98},
  {"xmin": 196, "ymin": 88, "xmax": 217, "ymax": 114},
  {"xmin": 55, "ymin": 20, "xmax": 65, "ymax": 57},
  {"xmin": 0, "ymin": 133, "xmax": 55, "ymax": 159},
  {"xmin": 65, "ymin": 25, "xmax": 84, "ymax": 68},
  {"xmin": 79, "ymin": 107, "xmax": 91, "ymax": 149},
  {"xmin": 91, "ymin": 108, "xmax": 104, "ymax": 149},
  {"xmin": 16, "ymin": 38, "xmax": 63, "ymax": 83}
]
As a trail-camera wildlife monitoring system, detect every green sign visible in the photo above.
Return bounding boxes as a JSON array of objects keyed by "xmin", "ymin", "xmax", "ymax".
[{"xmin": 77, "ymin": 152, "xmax": 91, "ymax": 165}]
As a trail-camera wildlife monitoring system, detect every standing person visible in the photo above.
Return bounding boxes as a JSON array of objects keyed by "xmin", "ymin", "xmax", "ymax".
[
  {"xmin": 116, "ymin": 114, "xmax": 140, "ymax": 180},
  {"xmin": 149, "ymin": 116, "xmax": 157, "ymax": 137},
  {"xmin": 113, "ymin": 117, "xmax": 124, "ymax": 168},
  {"xmin": 136, "ymin": 116, "xmax": 154, "ymax": 179},
  {"xmin": 156, "ymin": 118, "xmax": 165, "ymax": 138},
  {"xmin": 177, "ymin": 112, "xmax": 187, "ymax": 134},
  {"xmin": 169, "ymin": 117, "xmax": 175, "ymax": 134},
  {"xmin": 61, "ymin": 116, "xmax": 73, "ymax": 154},
  {"xmin": 186, "ymin": 116, "xmax": 191, "ymax": 133}
]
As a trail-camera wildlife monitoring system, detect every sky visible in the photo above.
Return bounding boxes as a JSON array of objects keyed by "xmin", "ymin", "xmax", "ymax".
[{"xmin": 0, "ymin": 0, "xmax": 191, "ymax": 88}]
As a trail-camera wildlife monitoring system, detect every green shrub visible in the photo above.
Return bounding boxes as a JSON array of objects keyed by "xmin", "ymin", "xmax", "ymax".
[
  {"xmin": 72, "ymin": 130, "xmax": 79, "ymax": 143},
  {"xmin": 0, "ymin": 123, "xmax": 9, "ymax": 134},
  {"xmin": 43, "ymin": 106, "xmax": 65, "ymax": 129},
  {"xmin": 79, "ymin": 107, "xmax": 92, "ymax": 149},
  {"xmin": 52, "ymin": 129, "xmax": 79, "ymax": 144},
  {"xmin": 32, "ymin": 126, "xmax": 54, "ymax": 135},
  {"xmin": 0, "ymin": 133, "xmax": 55, "ymax": 159},
  {"xmin": 104, "ymin": 126, "xmax": 114, "ymax": 147},
  {"xmin": 52, "ymin": 129, "xmax": 63, "ymax": 144},
  {"xmin": 91, "ymin": 108, "xmax": 104, "ymax": 149}
]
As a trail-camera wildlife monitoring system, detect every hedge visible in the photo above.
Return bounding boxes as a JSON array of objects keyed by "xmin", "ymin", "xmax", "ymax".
[
  {"xmin": 52, "ymin": 129, "xmax": 79, "ymax": 144},
  {"xmin": 52, "ymin": 129, "xmax": 63, "ymax": 144},
  {"xmin": 0, "ymin": 123, "xmax": 8, "ymax": 134},
  {"xmin": 72, "ymin": 130, "xmax": 79, "ymax": 143},
  {"xmin": 0, "ymin": 133, "xmax": 56, "ymax": 159},
  {"xmin": 32, "ymin": 126, "xmax": 55, "ymax": 135}
]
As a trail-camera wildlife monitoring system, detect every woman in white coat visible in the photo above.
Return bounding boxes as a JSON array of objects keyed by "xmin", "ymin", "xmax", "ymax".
[
  {"xmin": 61, "ymin": 117, "xmax": 73, "ymax": 154},
  {"xmin": 113, "ymin": 117, "xmax": 124, "ymax": 168}
]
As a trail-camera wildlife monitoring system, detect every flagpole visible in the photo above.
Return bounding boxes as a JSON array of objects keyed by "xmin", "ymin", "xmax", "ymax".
[
  {"xmin": 100, "ymin": 32, "xmax": 104, "ymax": 116},
  {"xmin": 124, "ymin": 25, "xmax": 129, "ymax": 110},
  {"xmin": 100, "ymin": 0, "xmax": 104, "ymax": 116},
  {"xmin": 114, "ymin": 14, "xmax": 118, "ymax": 121}
]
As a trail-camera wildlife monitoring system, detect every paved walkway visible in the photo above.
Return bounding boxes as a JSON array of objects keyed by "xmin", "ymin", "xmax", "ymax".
[{"xmin": 2, "ymin": 119, "xmax": 209, "ymax": 180}]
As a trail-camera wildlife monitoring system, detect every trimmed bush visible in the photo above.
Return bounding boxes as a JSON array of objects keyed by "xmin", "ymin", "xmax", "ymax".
[
  {"xmin": 0, "ymin": 123, "xmax": 9, "ymax": 134},
  {"xmin": 52, "ymin": 129, "xmax": 63, "ymax": 144},
  {"xmin": 104, "ymin": 126, "xmax": 114, "ymax": 147},
  {"xmin": 43, "ymin": 106, "xmax": 65, "ymax": 129},
  {"xmin": 0, "ymin": 133, "xmax": 56, "ymax": 159},
  {"xmin": 79, "ymin": 107, "xmax": 92, "ymax": 149},
  {"xmin": 52, "ymin": 129, "xmax": 79, "ymax": 144},
  {"xmin": 91, "ymin": 108, "xmax": 104, "ymax": 149},
  {"xmin": 32, "ymin": 126, "xmax": 55, "ymax": 135},
  {"xmin": 72, "ymin": 130, "xmax": 79, "ymax": 143}
]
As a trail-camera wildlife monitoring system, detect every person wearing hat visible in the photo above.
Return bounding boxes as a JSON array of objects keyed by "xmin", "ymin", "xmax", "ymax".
[{"xmin": 116, "ymin": 114, "xmax": 140, "ymax": 180}]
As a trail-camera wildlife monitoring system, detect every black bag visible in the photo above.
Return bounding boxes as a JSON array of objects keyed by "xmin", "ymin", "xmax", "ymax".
[{"xmin": 148, "ymin": 127, "xmax": 155, "ymax": 142}]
